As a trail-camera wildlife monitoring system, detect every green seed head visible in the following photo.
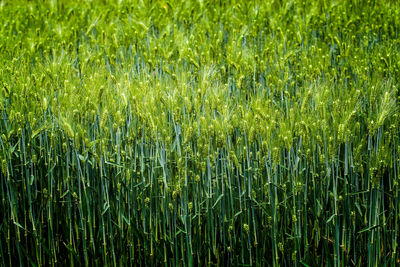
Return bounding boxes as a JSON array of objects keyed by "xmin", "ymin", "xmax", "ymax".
[{"xmin": 243, "ymin": 224, "xmax": 249, "ymax": 234}]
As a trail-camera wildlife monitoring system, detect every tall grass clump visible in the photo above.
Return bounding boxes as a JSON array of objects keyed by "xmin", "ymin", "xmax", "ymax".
[{"xmin": 1, "ymin": 0, "xmax": 400, "ymax": 266}]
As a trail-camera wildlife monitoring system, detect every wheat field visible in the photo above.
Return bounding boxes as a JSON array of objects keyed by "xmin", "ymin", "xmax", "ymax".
[{"xmin": 0, "ymin": 0, "xmax": 399, "ymax": 266}]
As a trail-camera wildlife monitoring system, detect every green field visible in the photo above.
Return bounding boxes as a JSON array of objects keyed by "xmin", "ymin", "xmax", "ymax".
[{"xmin": 1, "ymin": 0, "xmax": 400, "ymax": 266}]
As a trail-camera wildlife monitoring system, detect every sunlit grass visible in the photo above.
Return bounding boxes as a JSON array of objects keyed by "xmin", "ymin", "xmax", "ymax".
[{"xmin": 1, "ymin": 0, "xmax": 399, "ymax": 266}]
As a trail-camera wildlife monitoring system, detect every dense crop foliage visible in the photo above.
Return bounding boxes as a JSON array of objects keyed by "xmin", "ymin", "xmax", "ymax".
[{"xmin": 1, "ymin": 0, "xmax": 400, "ymax": 266}]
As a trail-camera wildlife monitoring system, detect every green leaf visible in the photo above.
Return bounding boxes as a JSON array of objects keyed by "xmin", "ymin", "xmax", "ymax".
[
  {"xmin": 212, "ymin": 194, "xmax": 224, "ymax": 209},
  {"xmin": 326, "ymin": 214, "xmax": 335, "ymax": 224},
  {"xmin": 13, "ymin": 221, "xmax": 25, "ymax": 230}
]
